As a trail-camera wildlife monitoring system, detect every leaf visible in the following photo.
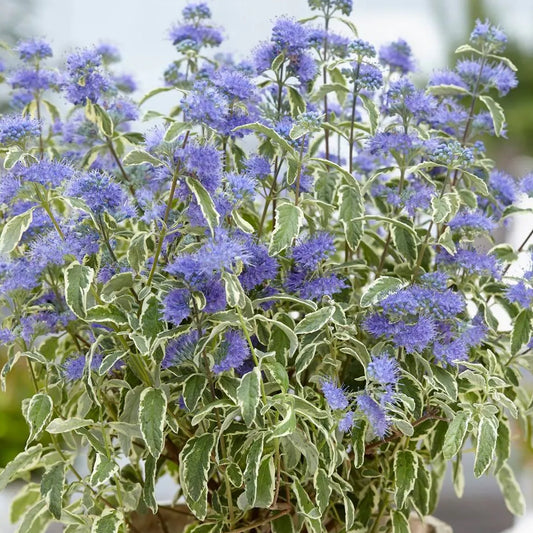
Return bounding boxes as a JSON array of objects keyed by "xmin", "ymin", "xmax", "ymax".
[
  {"xmin": 496, "ymin": 463, "xmax": 525, "ymax": 516},
  {"xmin": 164, "ymin": 121, "xmax": 189, "ymax": 142},
  {"xmin": 90, "ymin": 454, "xmax": 118, "ymax": 486},
  {"xmin": 10, "ymin": 483, "xmax": 40, "ymax": 524},
  {"xmin": 15, "ymin": 499, "xmax": 51, "ymax": 533},
  {"xmin": 0, "ymin": 445, "xmax": 42, "ymax": 491},
  {"xmin": 92, "ymin": 511, "xmax": 122, "ymax": 533},
  {"xmin": 339, "ymin": 184, "xmax": 364, "ymax": 251},
  {"xmin": 139, "ymin": 388, "xmax": 167, "ymax": 458},
  {"xmin": 428, "ymin": 84, "xmax": 471, "ymax": 96},
  {"xmin": 179, "ymin": 433, "xmax": 216, "ymax": 520},
  {"xmin": 141, "ymin": 295, "xmax": 163, "ymax": 340},
  {"xmin": 392, "ymin": 224, "xmax": 417, "ymax": 263},
  {"xmin": 474, "ymin": 416, "xmax": 498, "ymax": 477},
  {"xmin": 241, "ymin": 435, "xmax": 264, "ymax": 509},
  {"xmin": 25, "ymin": 393, "xmax": 53, "ymax": 443},
  {"xmin": 310, "ymin": 157, "xmax": 359, "ymax": 188},
  {"xmin": 272, "ymin": 514, "xmax": 295, "ymax": 533},
  {"xmin": 254, "ymin": 456, "xmax": 276, "ymax": 508},
  {"xmin": 391, "ymin": 510, "xmax": 410, "ymax": 533},
  {"xmin": 64, "ymin": 262, "xmax": 94, "ymax": 318},
  {"xmin": 183, "ymin": 374, "xmax": 207, "ymax": 411},
  {"xmin": 495, "ymin": 421, "xmax": 510, "ymax": 473},
  {"xmin": 186, "ymin": 176, "xmax": 220, "ymax": 236},
  {"xmin": 269, "ymin": 203, "xmax": 304, "ymax": 254},
  {"xmin": 123, "ymin": 149, "xmax": 162, "ymax": 166},
  {"xmin": 511, "ymin": 309, "xmax": 530, "ymax": 355},
  {"xmin": 359, "ymin": 94, "xmax": 378, "ymax": 134},
  {"xmin": 143, "ymin": 455, "xmax": 158, "ymax": 513},
  {"xmin": 294, "ymin": 306, "xmax": 335, "ymax": 335},
  {"xmin": 0, "ymin": 208, "xmax": 34, "ymax": 254},
  {"xmin": 432, "ymin": 365, "xmax": 458, "ymax": 401},
  {"xmin": 360, "ymin": 276, "xmax": 406, "ymax": 308},
  {"xmin": 233, "ymin": 122, "xmax": 294, "ymax": 154},
  {"xmin": 292, "ymin": 479, "xmax": 322, "ymax": 533},
  {"xmin": 221, "ymin": 271, "xmax": 246, "ymax": 308},
  {"xmin": 442, "ymin": 411, "xmax": 470, "ymax": 460},
  {"xmin": 394, "ymin": 449, "xmax": 418, "ymax": 508},
  {"xmin": 411, "ymin": 465, "xmax": 431, "ymax": 516},
  {"xmin": 314, "ymin": 468, "xmax": 331, "ymax": 515},
  {"xmin": 479, "ymin": 95, "xmax": 505, "ymax": 137},
  {"xmin": 46, "ymin": 417, "xmax": 92, "ymax": 434},
  {"xmin": 237, "ymin": 368, "xmax": 261, "ymax": 427},
  {"xmin": 101, "ymin": 272, "xmax": 134, "ymax": 303},
  {"xmin": 41, "ymin": 462, "xmax": 64, "ymax": 520},
  {"xmin": 431, "ymin": 196, "xmax": 452, "ymax": 224}
]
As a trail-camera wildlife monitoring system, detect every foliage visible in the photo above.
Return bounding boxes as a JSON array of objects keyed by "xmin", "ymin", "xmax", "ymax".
[{"xmin": 0, "ymin": 1, "xmax": 531, "ymax": 532}]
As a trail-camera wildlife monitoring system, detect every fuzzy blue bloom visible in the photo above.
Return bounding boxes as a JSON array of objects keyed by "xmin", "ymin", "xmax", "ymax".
[
  {"xmin": 449, "ymin": 210, "xmax": 496, "ymax": 233},
  {"xmin": 321, "ymin": 379, "xmax": 349, "ymax": 410},
  {"xmin": 0, "ymin": 328, "xmax": 15, "ymax": 343},
  {"xmin": 239, "ymin": 241, "xmax": 278, "ymax": 291},
  {"xmin": 357, "ymin": 393, "xmax": 389, "ymax": 438},
  {"xmin": 64, "ymin": 353, "xmax": 103, "ymax": 381},
  {"xmin": 213, "ymin": 330, "xmax": 250, "ymax": 374},
  {"xmin": 506, "ymin": 282, "xmax": 533, "ymax": 308},
  {"xmin": 12, "ymin": 160, "xmax": 75, "ymax": 188},
  {"xmin": 456, "ymin": 59, "xmax": 517, "ymax": 97},
  {"xmin": 521, "ymin": 173, "xmax": 533, "ymax": 196},
  {"xmin": 16, "ymin": 38, "xmax": 53, "ymax": 62},
  {"xmin": 226, "ymin": 172, "xmax": 257, "ymax": 200},
  {"xmin": 291, "ymin": 233, "xmax": 336, "ymax": 271},
  {"xmin": 10, "ymin": 68, "xmax": 59, "ymax": 92},
  {"xmin": 338, "ymin": 411, "xmax": 355, "ymax": 433},
  {"xmin": 163, "ymin": 330, "xmax": 199, "ymax": 368},
  {"xmin": 162, "ymin": 289, "xmax": 191, "ymax": 326},
  {"xmin": 245, "ymin": 155, "xmax": 271, "ymax": 178},
  {"xmin": 0, "ymin": 115, "xmax": 39, "ymax": 145},
  {"xmin": 0, "ymin": 257, "xmax": 42, "ymax": 293},
  {"xmin": 348, "ymin": 39, "xmax": 376, "ymax": 58},
  {"xmin": 369, "ymin": 130, "xmax": 423, "ymax": 157},
  {"xmin": 298, "ymin": 273, "xmax": 347, "ymax": 301},
  {"xmin": 470, "ymin": 19, "xmax": 507, "ymax": 53},
  {"xmin": 385, "ymin": 78, "xmax": 435, "ymax": 121},
  {"xmin": 379, "ymin": 39, "xmax": 415, "ymax": 74},
  {"xmin": 66, "ymin": 170, "xmax": 131, "ymax": 217},
  {"xmin": 430, "ymin": 140, "xmax": 474, "ymax": 167},
  {"xmin": 169, "ymin": 22, "xmax": 223, "ymax": 50},
  {"xmin": 489, "ymin": 170, "xmax": 518, "ymax": 208},
  {"xmin": 434, "ymin": 339, "xmax": 468, "ymax": 366},
  {"xmin": 436, "ymin": 247, "xmax": 501, "ymax": 278},
  {"xmin": 309, "ymin": 29, "xmax": 350, "ymax": 58},
  {"xmin": 179, "ymin": 142, "xmax": 222, "ymax": 193},
  {"xmin": 64, "ymin": 48, "xmax": 112, "ymax": 104},
  {"xmin": 367, "ymin": 355, "xmax": 400, "ymax": 386}
]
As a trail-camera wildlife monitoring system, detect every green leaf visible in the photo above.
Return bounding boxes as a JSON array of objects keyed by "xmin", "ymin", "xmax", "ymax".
[
  {"xmin": 443, "ymin": 411, "xmax": 470, "ymax": 460},
  {"xmin": 41, "ymin": 462, "xmax": 64, "ymax": 520},
  {"xmin": 391, "ymin": 510, "xmax": 410, "ymax": 533},
  {"xmin": 237, "ymin": 368, "xmax": 261, "ymax": 427},
  {"xmin": 311, "ymin": 157, "xmax": 359, "ymax": 188},
  {"xmin": 269, "ymin": 203, "xmax": 304, "ymax": 254},
  {"xmin": 0, "ymin": 445, "xmax": 42, "ymax": 491},
  {"xmin": 479, "ymin": 95, "xmax": 505, "ymax": 137},
  {"xmin": 292, "ymin": 479, "xmax": 322, "ymax": 533},
  {"xmin": 92, "ymin": 511, "xmax": 122, "ymax": 533},
  {"xmin": 141, "ymin": 295, "xmax": 164, "ymax": 340},
  {"xmin": 85, "ymin": 304, "xmax": 128, "ymax": 327},
  {"xmin": 314, "ymin": 468, "xmax": 331, "ymax": 515},
  {"xmin": 394, "ymin": 449, "xmax": 418, "ymax": 508},
  {"xmin": 392, "ymin": 224, "xmax": 417, "ymax": 263},
  {"xmin": 179, "ymin": 433, "xmax": 216, "ymax": 520},
  {"xmin": 254, "ymin": 456, "xmax": 276, "ymax": 508},
  {"xmin": 272, "ymin": 514, "xmax": 295, "ymax": 533},
  {"xmin": 411, "ymin": 465, "xmax": 431, "ymax": 516},
  {"xmin": 139, "ymin": 388, "xmax": 167, "ymax": 458},
  {"xmin": 186, "ymin": 176, "xmax": 220, "ymax": 236},
  {"xmin": 511, "ymin": 309, "xmax": 530, "ymax": 355},
  {"xmin": 233, "ymin": 122, "xmax": 294, "ymax": 154},
  {"xmin": 15, "ymin": 499, "xmax": 51, "ymax": 533},
  {"xmin": 128, "ymin": 232, "xmax": 149, "ymax": 272},
  {"xmin": 495, "ymin": 421, "xmax": 510, "ymax": 473},
  {"xmin": 360, "ymin": 276, "xmax": 406, "ymax": 308},
  {"xmin": 90, "ymin": 454, "xmax": 118, "ymax": 486},
  {"xmin": 143, "ymin": 454, "xmax": 158, "ymax": 513},
  {"xmin": 0, "ymin": 208, "xmax": 34, "ymax": 254},
  {"xmin": 183, "ymin": 374, "xmax": 207, "ymax": 411},
  {"xmin": 438, "ymin": 226, "xmax": 456, "ymax": 255},
  {"xmin": 474, "ymin": 416, "xmax": 498, "ymax": 477},
  {"xmin": 10, "ymin": 483, "xmax": 40, "ymax": 524},
  {"xmin": 359, "ymin": 94, "xmax": 378, "ymax": 134},
  {"xmin": 64, "ymin": 262, "xmax": 94, "ymax": 318},
  {"xmin": 496, "ymin": 463, "xmax": 525, "ymax": 516},
  {"xmin": 352, "ymin": 420, "xmax": 367, "ymax": 468},
  {"xmin": 241, "ymin": 435, "xmax": 264, "ymax": 509},
  {"xmin": 339, "ymin": 184, "xmax": 364, "ymax": 251},
  {"xmin": 123, "ymin": 149, "xmax": 162, "ymax": 166},
  {"xmin": 428, "ymin": 84, "xmax": 471, "ymax": 96},
  {"xmin": 101, "ymin": 272, "xmax": 134, "ymax": 303},
  {"xmin": 270, "ymin": 403, "xmax": 296, "ymax": 439},
  {"xmin": 431, "ymin": 196, "xmax": 452, "ymax": 224},
  {"xmin": 25, "ymin": 393, "xmax": 53, "ymax": 443},
  {"xmin": 221, "ymin": 271, "xmax": 246, "ymax": 308},
  {"xmin": 432, "ymin": 365, "xmax": 458, "ymax": 401},
  {"xmin": 294, "ymin": 306, "xmax": 335, "ymax": 335},
  {"xmin": 46, "ymin": 417, "xmax": 92, "ymax": 434},
  {"xmin": 344, "ymin": 495, "xmax": 355, "ymax": 530},
  {"xmin": 164, "ymin": 121, "xmax": 189, "ymax": 142}
]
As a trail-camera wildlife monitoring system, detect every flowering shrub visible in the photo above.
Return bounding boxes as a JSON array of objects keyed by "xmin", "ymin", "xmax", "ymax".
[{"xmin": 0, "ymin": 2, "xmax": 531, "ymax": 532}]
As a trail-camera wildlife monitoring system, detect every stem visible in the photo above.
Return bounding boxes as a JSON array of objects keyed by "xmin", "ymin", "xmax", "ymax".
[
  {"xmin": 35, "ymin": 87, "xmax": 45, "ymax": 159},
  {"xmin": 33, "ymin": 184, "xmax": 65, "ymax": 240},
  {"xmin": 106, "ymin": 137, "xmax": 137, "ymax": 199},
  {"xmin": 348, "ymin": 64, "xmax": 361, "ymax": 175},
  {"xmin": 147, "ymin": 132, "xmax": 190, "ymax": 286},
  {"xmin": 294, "ymin": 134, "xmax": 306, "ymax": 206},
  {"xmin": 227, "ymin": 509, "xmax": 291, "ymax": 533},
  {"xmin": 368, "ymin": 495, "xmax": 389, "ymax": 533},
  {"xmin": 323, "ymin": 12, "xmax": 330, "ymax": 161}
]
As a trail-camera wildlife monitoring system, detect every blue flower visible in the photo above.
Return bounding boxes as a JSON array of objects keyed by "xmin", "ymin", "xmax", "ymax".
[
  {"xmin": 338, "ymin": 411, "xmax": 355, "ymax": 433},
  {"xmin": 162, "ymin": 289, "xmax": 191, "ymax": 326},
  {"xmin": 213, "ymin": 330, "xmax": 250, "ymax": 374},
  {"xmin": 506, "ymin": 282, "xmax": 533, "ymax": 308},
  {"xmin": 321, "ymin": 379, "xmax": 349, "ymax": 410},
  {"xmin": 379, "ymin": 39, "xmax": 415, "ymax": 74},
  {"xmin": 64, "ymin": 353, "xmax": 103, "ymax": 381},
  {"xmin": 163, "ymin": 330, "xmax": 199, "ymax": 368},
  {"xmin": 367, "ymin": 355, "xmax": 400, "ymax": 386},
  {"xmin": 291, "ymin": 233, "xmax": 336, "ymax": 271},
  {"xmin": 16, "ymin": 38, "xmax": 53, "ymax": 62},
  {"xmin": 0, "ymin": 115, "xmax": 39, "ymax": 145},
  {"xmin": 357, "ymin": 393, "xmax": 389, "ymax": 437}
]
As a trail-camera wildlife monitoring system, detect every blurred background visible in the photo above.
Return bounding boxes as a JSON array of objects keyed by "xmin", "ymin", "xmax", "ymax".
[{"xmin": 1, "ymin": 0, "xmax": 532, "ymax": 531}]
